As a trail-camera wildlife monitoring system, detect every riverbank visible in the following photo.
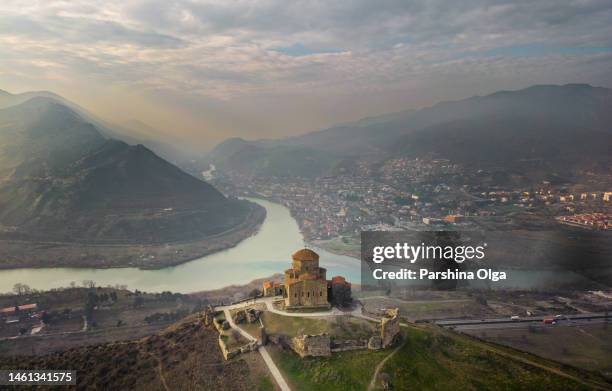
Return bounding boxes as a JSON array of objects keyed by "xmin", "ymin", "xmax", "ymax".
[
  {"xmin": 0, "ymin": 201, "xmax": 266, "ymax": 270},
  {"xmin": 240, "ymin": 192, "xmax": 363, "ymax": 259},
  {"xmin": 0, "ymin": 198, "xmax": 361, "ymax": 294},
  {"xmin": 309, "ymin": 236, "xmax": 361, "ymax": 259}
]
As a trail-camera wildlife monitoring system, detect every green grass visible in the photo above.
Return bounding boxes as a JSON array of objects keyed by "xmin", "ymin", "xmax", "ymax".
[
  {"xmin": 239, "ymin": 321, "xmax": 262, "ymax": 339},
  {"xmin": 269, "ymin": 346, "xmax": 389, "ymax": 391},
  {"xmin": 329, "ymin": 317, "xmax": 376, "ymax": 340},
  {"xmin": 261, "ymin": 312, "xmax": 376, "ymax": 339},
  {"xmin": 380, "ymin": 325, "xmax": 607, "ymax": 390},
  {"xmin": 267, "ymin": 323, "xmax": 610, "ymax": 391},
  {"xmin": 316, "ymin": 235, "xmax": 361, "ymax": 254},
  {"xmin": 257, "ymin": 374, "xmax": 274, "ymax": 391},
  {"xmin": 261, "ymin": 312, "xmax": 329, "ymax": 337},
  {"xmin": 465, "ymin": 323, "xmax": 612, "ymax": 374}
]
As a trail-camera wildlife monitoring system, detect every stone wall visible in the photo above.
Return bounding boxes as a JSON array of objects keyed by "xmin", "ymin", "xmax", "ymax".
[
  {"xmin": 218, "ymin": 335, "xmax": 258, "ymax": 360},
  {"xmin": 233, "ymin": 307, "xmax": 261, "ymax": 324},
  {"xmin": 381, "ymin": 308, "xmax": 400, "ymax": 348},
  {"xmin": 290, "ymin": 334, "xmax": 331, "ymax": 357},
  {"xmin": 203, "ymin": 305, "xmax": 215, "ymax": 327},
  {"xmin": 331, "ymin": 339, "xmax": 368, "ymax": 352}
]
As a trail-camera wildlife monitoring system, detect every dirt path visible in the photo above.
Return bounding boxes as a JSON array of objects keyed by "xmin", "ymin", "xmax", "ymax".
[
  {"xmin": 143, "ymin": 351, "xmax": 170, "ymax": 391},
  {"xmin": 367, "ymin": 337, "xmax": 407, "ymax": 391}
]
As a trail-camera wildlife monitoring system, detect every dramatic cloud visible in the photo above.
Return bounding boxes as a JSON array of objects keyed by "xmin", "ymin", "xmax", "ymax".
[{"xmin": 0, "ymin": 0, "xmax": 611, "ymax": 149}]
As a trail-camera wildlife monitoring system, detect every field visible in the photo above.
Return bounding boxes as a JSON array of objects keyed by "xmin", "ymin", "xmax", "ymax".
[
  {"xmin": 378, "ymin": 325, "xmax": 610, "ymax": 390},
  {"xmin": 268, "ymin": 344, "xmax": 389, "ymax": 390},
  {"xmin": 311, "ymin": 235, "xmax": 361, "ymax": 258},
  {"xmin": 360, "ymin": 296, "xmax": 495, "ymax": 321},
  {"xmin": 462, "ymin": 323, "xmax": 612, "ymax": 375},
  {"xmin": 260, "ymin": 312, "xmax": 376, "ymax": 339},
  {"xmin": 0, "ymin": 287, "xmax": 205, "ymax": 356}
]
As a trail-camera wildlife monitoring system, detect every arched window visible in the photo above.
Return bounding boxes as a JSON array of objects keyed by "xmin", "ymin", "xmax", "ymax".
[{"xmin": 307, "ymin": 292, "xmax": 310, "ymax": 297}]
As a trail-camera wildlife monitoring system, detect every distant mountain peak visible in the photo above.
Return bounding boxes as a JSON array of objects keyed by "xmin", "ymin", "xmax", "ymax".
[{"xmin": 0, "ymin": 94, "xmax": 259, "ymax": 251}]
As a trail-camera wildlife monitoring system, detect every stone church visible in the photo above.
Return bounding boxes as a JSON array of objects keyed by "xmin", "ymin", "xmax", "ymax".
[{"xmin": 263, "ymin": 248, "xmax": 351, "ymax": 310}]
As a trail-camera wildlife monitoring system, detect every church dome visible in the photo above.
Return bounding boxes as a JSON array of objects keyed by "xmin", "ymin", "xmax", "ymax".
[{"xmin": 292, "ymin": 248, "xmax": 319, "ymax": 261}]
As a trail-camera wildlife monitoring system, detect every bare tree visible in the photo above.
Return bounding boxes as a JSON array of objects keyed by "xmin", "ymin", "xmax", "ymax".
[
  {"xmin": 13, "ymin": 283, "xmax": 31, "ymax": 296},
  {"xmin": 82, "ymin": 280, "xmax": 96, "ymax": 289}
]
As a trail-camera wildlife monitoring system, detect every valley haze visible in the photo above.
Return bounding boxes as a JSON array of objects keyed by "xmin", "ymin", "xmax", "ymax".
[
  {"xmin": 0, "ymin": 93, "xmax": 265, "ymax": 269},
  {"xmin": 0, "ymin": 1, "xmax": 611, "ymax": 390}
]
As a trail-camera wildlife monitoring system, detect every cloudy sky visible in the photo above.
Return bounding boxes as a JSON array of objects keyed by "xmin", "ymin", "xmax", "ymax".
[{"xmin": 1, "ymin": 0, "xmax": 611, "ymax": 151}]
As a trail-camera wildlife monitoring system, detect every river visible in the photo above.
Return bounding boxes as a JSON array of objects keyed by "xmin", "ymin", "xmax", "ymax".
[
  {"xmin": 0, "ymin": 198, "xmax": 361, "ymax": 294},
  {"xmin": 0, "ymin": 198, "xmax": 605, "ymax": 294}
]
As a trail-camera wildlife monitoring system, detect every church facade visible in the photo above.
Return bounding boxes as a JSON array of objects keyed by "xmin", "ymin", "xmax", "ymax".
[{"xmin": 263, "ymin": 248, "xmax": 351, "ymax": 310}]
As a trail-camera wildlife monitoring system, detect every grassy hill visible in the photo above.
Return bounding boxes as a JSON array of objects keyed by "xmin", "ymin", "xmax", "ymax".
[
  {"xmin": 268, "ymin": 324, "xmax": 611, "ymax": 391},
  {"xmin": 0, "ymin": 315, "xmax": 274, "ymax": 391},
  {"xmin": 1, "ymin": 310, "xmax": 610, "ymax": 390}
]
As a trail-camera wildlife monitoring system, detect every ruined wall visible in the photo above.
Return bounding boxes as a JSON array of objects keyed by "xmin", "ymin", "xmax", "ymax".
[
  {"xmin": 203, "ymin": 305, "xmax": 215, "ymax": 327},
  {"xmin": 218, "ymin": 336, "xmax": 257, "ymax": 360},
  {"xmin": 381, "ymin": 308, "xmax": 400, "ymax": 348},
  {"xmin": 291, "ymin": 334, "xmax": 331, "ymax": 357},
  {"xmin": 331, "ymin": 339, "xmax": 368, "ymax": 352}
]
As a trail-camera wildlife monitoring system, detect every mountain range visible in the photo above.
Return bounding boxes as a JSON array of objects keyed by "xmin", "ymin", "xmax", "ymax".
[
  {"xmin": 0, "ymin": 94, "xmax": 263, "ymax": 268},
  {"xmin": 205, "ymin": 84, "xmax": 612, "ymax": 178}
]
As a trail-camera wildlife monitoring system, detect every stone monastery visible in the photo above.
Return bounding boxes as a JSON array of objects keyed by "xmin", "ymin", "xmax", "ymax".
[{"xmin": 262, "ymin": 248, "xmax": 351, "ymax": 310}]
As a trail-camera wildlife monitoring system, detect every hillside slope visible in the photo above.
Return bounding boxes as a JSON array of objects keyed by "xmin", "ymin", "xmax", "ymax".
[
  {"xmin": 269, "ymin": 324, "xmax": 611, "ymax": 390},
  {"xmin": 0, "ymin": 89, "xmax": 188, "ymax": 162},
  {"xmin": 0, "ymin": 315, "xmax": 274, "ymax": 390},
  {"xmin": 207, "ymin": 84, "xmax": 612, "ymax": 177},
  {"xmin": 0, "ymin": 97, "xmax": 264, "ymax": 267}
]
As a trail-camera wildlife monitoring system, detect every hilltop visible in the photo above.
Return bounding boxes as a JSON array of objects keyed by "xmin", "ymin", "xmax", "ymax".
[{"xmin": 1, "ymin": 308, "xmax": 609, "ymax": 390}]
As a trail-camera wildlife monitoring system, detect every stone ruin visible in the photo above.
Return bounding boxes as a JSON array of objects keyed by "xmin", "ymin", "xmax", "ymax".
[
  {"xmin": 367, "ymin": 307, "xmax": 401, "ymax": 350},
  {"xmin": 380, "ymin": 308, "xmax": 400, "ymax": 348},
  {"xmin": 203, "ymin": 305, "xmax": 215, "ymax": 327},
  {"xmin": 290, "ymin": 333, "xmax": 331, "ymax": 357},
  {"xmin": 233, "ymin": 307, "xmax": 261, "ymax": 324},
  {"xmin": 367, "ymin": 335, "xmax": 382, "ymax": 350},
  {"xmin": 282, "ymin": 308, "xmax": 401, "ymax": 357}
]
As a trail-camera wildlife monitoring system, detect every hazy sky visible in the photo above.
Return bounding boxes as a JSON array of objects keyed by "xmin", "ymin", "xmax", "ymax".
[{"xmin": 1, "ymin": 0, "xmax": 611, "ymax": 151}]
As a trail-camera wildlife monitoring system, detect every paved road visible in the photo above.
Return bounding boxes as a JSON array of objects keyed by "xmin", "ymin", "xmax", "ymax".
[
  {"xmin": 453, "ymin": 317, "xmax": 609, "ymax": 331},
  {"xmin": 220, "ymin": 296, "xmax": 348, "ymax": 317},
  {"xmin": 436, "ymin": 313, "xmax": 611, "ymax": 329},
  {"xmin": 222, "ymin": 307, "xmax": 291, "ymax": 391},
  {"xmin": 258, "ymin": 346, "xmax": 291, "ymax": 391}
]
